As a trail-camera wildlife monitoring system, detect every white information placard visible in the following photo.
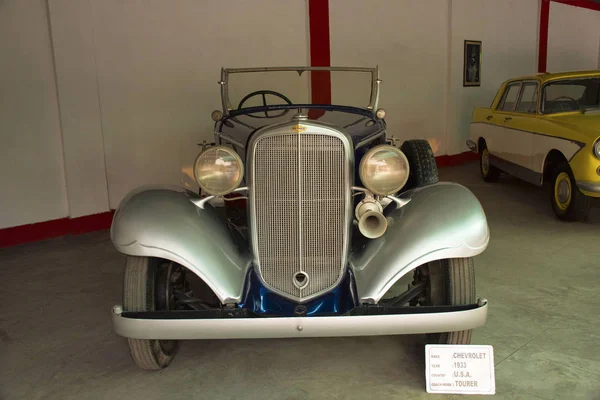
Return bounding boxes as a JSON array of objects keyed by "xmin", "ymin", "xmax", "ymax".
[{"xmin": 425, "ymin": 344, "xmax": 495, "ymax": 395}]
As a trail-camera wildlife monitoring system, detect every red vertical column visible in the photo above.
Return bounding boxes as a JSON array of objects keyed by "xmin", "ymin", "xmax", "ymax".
[
  {"xmin": 538, "ymin": 0, "xmax": 550, "ymax": 73},
  {"xmin": 308, "ymin": 0, "xmax": 331, "ymax": 107}
]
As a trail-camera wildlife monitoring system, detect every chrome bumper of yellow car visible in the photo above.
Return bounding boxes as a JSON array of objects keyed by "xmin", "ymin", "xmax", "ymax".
[
  {"xmin": 111, "ymin": 299, "xmax": 488, "ymax": 340},
  {"xmin": 466, "ymin": 139, "xmax": 477, "ymax": 153},
  {"xmin": 577, "ymin": 181, "xmax": 600, "ymax": 196}
]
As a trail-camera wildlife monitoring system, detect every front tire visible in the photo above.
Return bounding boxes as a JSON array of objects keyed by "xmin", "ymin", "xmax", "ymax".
[
  {"xmin": 422, "ymin": 258, "xmax": 476, "ymax": 344},
  {"xmin": 550, "ymin": 162, "xmax": 591, "ymax": 222},
  {"xmin": 123, "ymin": 256, "xmax": 179, "ymax": 370}
]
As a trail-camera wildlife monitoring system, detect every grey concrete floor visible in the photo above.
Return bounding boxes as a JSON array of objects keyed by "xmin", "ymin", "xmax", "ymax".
[{"xmin": 1, "ymin": 162, "xmax": 599, "ymax": 400}]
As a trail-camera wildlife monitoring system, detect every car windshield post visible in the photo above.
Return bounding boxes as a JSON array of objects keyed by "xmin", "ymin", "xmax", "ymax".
[
  {"xmin": 219, "ymin": 66, "xmax": 381, "ymax": 113},
  {"xmin": 515, "ymin": 82, "xmax": 539, "ymax": 114}
]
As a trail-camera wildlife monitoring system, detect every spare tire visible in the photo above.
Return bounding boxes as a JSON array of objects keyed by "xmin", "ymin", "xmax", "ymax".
[{"xmin": 400, "ymin": 139, "xmax": 439, "ymax": 190}]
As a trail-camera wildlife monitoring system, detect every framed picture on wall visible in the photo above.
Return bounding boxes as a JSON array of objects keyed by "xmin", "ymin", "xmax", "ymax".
[{"xmin": 463, "ymin": 40, "xmax": 482, "ymax": 87}]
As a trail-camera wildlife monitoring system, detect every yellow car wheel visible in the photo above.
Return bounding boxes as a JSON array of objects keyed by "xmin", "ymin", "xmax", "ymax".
[
  {"xmin": 550, "ymin": 163, "xmax": 591, "ymax": 221},
  {"xmin": 554, "ymin": 172, "xmax": 571, "ymax": 211},
  {"xmin": 480, "ymin": 145, "xmax": 499, "ymax": 182}
]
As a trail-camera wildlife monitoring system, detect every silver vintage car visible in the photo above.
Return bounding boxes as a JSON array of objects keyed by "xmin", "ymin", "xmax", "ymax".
[{"xmin": 110, "ymin": 66, "xmax": 490, "ymax": 370}]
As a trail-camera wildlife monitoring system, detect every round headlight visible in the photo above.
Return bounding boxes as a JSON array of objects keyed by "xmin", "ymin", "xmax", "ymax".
[
  {"xmin": 593, "ymin": 139, "xmax": 600, "ymax": 159},
  {"xmin": 194, "ymin": 146, "xmax": 243, "ymax": 195},
  {"xmin": 359, "ymin": 145, "xmax": 410, "ymax": 196}
]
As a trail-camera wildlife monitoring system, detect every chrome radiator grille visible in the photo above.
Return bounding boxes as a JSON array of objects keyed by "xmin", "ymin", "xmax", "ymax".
[{"xmin": 251, "ymin": 130, "xmax": 349, "ymax": 301}]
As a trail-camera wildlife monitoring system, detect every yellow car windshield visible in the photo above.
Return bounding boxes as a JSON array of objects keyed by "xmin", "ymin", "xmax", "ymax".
[{"xmin": 543, "ymin": 78, "xmax": 600, "ymax": 114}]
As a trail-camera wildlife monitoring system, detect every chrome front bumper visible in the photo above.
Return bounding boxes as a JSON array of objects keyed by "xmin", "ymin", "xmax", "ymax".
[
  {"xmin": 466, "ymin": 139, "xmax": 477, "ymax": 152},
  {"xmin": 111, "ymin": 299, "xmax": 488, "ymax": 340},
  {"xmin": 577, "ymin": 181, "xmax": 600, "ymax": 194}
]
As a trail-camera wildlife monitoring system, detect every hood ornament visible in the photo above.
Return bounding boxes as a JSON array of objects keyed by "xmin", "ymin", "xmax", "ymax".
[{"xmin": 293, "ymin": 110, "xmax": 308, "ymax": 121}]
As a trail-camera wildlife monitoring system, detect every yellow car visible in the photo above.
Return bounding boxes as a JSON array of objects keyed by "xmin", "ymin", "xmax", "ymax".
[{"xmin": 468, "ymin": 70, "xmax": 600, "ymax": 221}]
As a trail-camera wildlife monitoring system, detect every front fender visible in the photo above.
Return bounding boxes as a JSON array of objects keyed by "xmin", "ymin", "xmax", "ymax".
[
  {"xmin": 350, "ymin": 182, "xmax": 489, "ymax": 304},
  {"xmin": 110, "ymin": 187, "xmax": 251, "ymax": 304}
]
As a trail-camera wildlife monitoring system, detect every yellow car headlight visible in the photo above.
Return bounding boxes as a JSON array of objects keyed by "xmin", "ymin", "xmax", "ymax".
[
  {"xmin": 359, "ymin": 145, "xmax": 410, "ymax": 196},
  {"xmin": 194, "ymin": 146, "xmax": 244, "ymax": 195},
  {"xmin": 593, "ymin": 139, "xmax": 600, "ymax": 159}
]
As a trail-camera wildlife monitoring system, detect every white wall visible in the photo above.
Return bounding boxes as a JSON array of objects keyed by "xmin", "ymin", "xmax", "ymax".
[
  {"xmin": 0, "ymin": 0, "xmax": 68, "ymax": 229},
  {"xmin": 1, "ymin": 0, "xmax": 308, "ymax": 228},
  {"xmin": 329, "ymin": 0, "xmax": 450, "ymax": 155},
  {"xmin": 88, "ymin": 0, "xmax": 309, "ymax": 208},
  {"xmin": 447, "ymin": 0, "xmax": 539, "ymax": 155},
  {"xmin": 47, "ymin": 0, "xmax": 110, "ymax": 218},
  {"xmin": 547, "ymin": 2, "xmax": 600, "ymax": 72}
]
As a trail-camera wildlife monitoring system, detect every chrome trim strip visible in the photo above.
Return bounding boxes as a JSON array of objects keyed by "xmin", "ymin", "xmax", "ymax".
[
  {"xmin": 247, "ymin": 121, "xmax": 354, "ymax": 303},
  {"xmin": 112, "ymin": 300, "xmax": 488, "ymax": 340},
  {"xmin": 577, "ymin": 181, "xmax": 600, "ymax": 193},
  {"xmin": 297, "ymin": 132, "xmax": 303, "ymax": 277}
]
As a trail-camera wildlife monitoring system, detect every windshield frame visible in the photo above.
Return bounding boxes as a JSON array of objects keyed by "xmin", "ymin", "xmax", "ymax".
[
  {"xmin": 219, "ymin": 66, "xmax": 381, "ymax": 114},
  {"xmin": 541, "ymin": 76, "xmax": 600, "ymax": 115}
]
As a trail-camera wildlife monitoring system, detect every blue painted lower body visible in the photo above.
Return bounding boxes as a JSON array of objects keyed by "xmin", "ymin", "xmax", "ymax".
[{"xmin": 238, "ymin": 267, "xmax": 358, "ymax": 316}]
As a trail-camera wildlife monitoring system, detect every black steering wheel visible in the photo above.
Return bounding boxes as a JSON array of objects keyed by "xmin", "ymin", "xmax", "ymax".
[
  {"xmin": 237, "ymin": 90, "xmax": 293, "ymax": 118},
  {"xmin": 550, "ymin": 96, "xmax": 579, "ymax": 112}
]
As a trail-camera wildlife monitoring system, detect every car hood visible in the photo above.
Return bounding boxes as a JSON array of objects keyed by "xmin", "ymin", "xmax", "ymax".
[
  {"xmin": 546, "ymin": 111, "xmax": 600, "ymax": 143},
  {"xmin": 217, "ymin": 107, "xmax": 385, "ymax": 148}
]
